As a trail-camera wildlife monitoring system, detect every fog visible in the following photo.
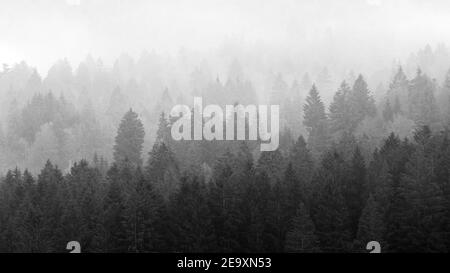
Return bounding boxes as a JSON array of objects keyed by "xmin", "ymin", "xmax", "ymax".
[
  {"xmin": 2, "ymin": 0, "xmax": 450, "ymax": 174},
  {"xmin": 2, "ymin": 0, "xmax": 450, "ymax": 254},
  {"xmin": 2, "ymin": 0, "xmax": 450, "ymax": 75}
]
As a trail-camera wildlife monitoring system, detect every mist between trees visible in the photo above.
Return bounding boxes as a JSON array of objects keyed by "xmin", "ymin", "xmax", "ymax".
[{"xmin": 1, "ymin": 43, "xmax": 450, "ymax": 252}]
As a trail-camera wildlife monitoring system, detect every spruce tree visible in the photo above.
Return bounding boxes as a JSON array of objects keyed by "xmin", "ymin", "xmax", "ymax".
[
  {"xmin": 408, "ymin": 69, "xmax": 439, "ymax": 126},
  {"xmin": 387, "ymin": 66, "xmax": 409, "ymax": 114},
  {"xmin": 169, "ymin": 175, "xmax": 216, "ymax": 252},
  {"xmin": 349, "ymin": 75, "xmax": 376, "ymax": 129},
  {"xmin": 155, "ymin": 112, "xmax": 171, "ymax": 145},
  {"xmin": 255, "ymin": 150, "xmax": 285, "ymax": 185},
  {"xmin": 303, "ymin": 84, "xmax": 329, "ymax": 159},
  {"xmin": 289, "ymin": 135, "xmax": 314, "ymax": 191},
  {"xmin": 103, "ymin": 164, "xmax": 129, "ymax": 252},
  {"xmin": 344, "ymin": 147, "xmax": 367, "ymax": 240},
  {"xmin": 146, "ymin": 142, "xmax": 180, "ymax": 200},
  {"xmin": 284, "ymin": 202, "xmax": 320, "ymax": 253},
  {"xmin": 113, "ymin": 109, "xmax": 145, "ymax": 168},
  {"xmin": 329, "ymin": 81, "xmax": 352, "ymax": 135},
  {"xmin": 310, "ymin": 151, "xmax": 351, "ymax": 252}
]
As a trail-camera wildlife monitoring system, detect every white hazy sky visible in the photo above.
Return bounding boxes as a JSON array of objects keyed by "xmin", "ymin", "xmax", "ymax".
[{"xmin": 1, "ymin": 0, "xmax": 450, "ymax": 74}]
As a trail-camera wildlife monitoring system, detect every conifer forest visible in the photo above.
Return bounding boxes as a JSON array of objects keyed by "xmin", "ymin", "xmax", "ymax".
[{"xmin": 1, "ymin": 0, "xmax": 450, "ymax": 253}]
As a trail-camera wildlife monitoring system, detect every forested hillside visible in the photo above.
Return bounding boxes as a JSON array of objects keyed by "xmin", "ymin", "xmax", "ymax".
[{"xmin": 1, "ymin": 50, "xmax": 450, "ymax": 251}]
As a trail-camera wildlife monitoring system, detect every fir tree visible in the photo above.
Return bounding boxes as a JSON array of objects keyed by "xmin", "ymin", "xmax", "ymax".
[
  {"xmin": 310, "ymin": 151, "xmax": 351, "ymax": 252},
  {"xmin": 284, "ymin": 202, "xmax": 320, "ymax": 253},
  {"xmin": 408, "ymin": 69, "xmax": 439, "ymax": 126},
  {"xmin": 146, "ymin": 142, "xmax": 180, "ymax": 200},
  {"xmin": 344, "ymin": 147, "xmax": 367, "ymax": 240},
  {"xmin": 387, "ymin": 66, "xmax": 409, "ymax": 115},
  {"xmin": 329, "ymin": 81, "xmax": 352, "ymax": 135},
  {"xmin": 103, "ymin": 164, "xmax": 129, "ymax": 252},
  {"xmin": 349, "ymin": 74, "xmax": 376, "ymax": 129},
  {"xmin": 113, "ymin": 109, "xmax": 145, "ymax": 168},
  {"xmin": 303, "ymin": 85, "xmax": 329, "ymax": 159}
]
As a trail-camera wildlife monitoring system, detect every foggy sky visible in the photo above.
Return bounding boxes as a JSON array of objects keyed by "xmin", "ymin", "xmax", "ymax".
[{"xmin": 1, "ymin": 0, "xmax": 450, "ymax": 75}]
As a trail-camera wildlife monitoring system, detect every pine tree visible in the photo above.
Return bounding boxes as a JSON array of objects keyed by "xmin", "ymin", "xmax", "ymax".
[
  {"xmin": 303, "ymin": 85, "xmax": 329, "ymax": 159},
  {"xmin": 255, "ymin": 150, "xmax": 285, "ymax": 185},
  {"xmin": 408, "ymin": 69, "xmax": 439, "ymax": 126},
  {"xmin": 169, "ymin": 175, "xmax": 216, "ymax": 252},
  {"xmin": 304, "ymin": 84, "xmax": 327, "ymax": 131},
  {"xmin": 12, "ymin": 170, "xmax": 40, "ymax": 252},
  {"xmin": 355, "ymin": 194, "xmax": 385, "ymax": 251},
  {"xmin": 64, "ymin": 160, "xmax": 104, "ymax": 252},
  {"xmin": 284, "ymin": 202, "xmax": 320, "ymax": 253},
  {"xmin": 103, "ymin": 164, "xmax": 129, "ymax": 252},
  {"xmin": 387, "ymin": 66, "xmax": 409, "ymax": 115},
  {"xmin": 329, "ymin": 81, "xmax": 352, "ymax": 136},
  {"xmin": 438, "ymin": 69, "xmax": 450, "ymax": 125},
  {"xmin": 310, "ymin": 151, "xmax": 351, "ymax": 252},
  {"xmin": 36, "ymin": 161, "xmax": 65, "ymax": 252},
  {"xmin": 208, "ymin": 149, "xmax": 249, "ymax": 252},
  {"xmin": 244, "ymin": 171, "xmax": 277, "ymax": 252},
  {"xmin": 344, "ymin": 147, "xmax": 367, "ymax": 240},
  {"xmin": 395, "ymin": 126, "xmax": 447, "ymax": 252},
  {"xmin": 434, "ymin": 133, "xmax": 450, "ymax": 250},
  {"xmin": 113, "ymin": 109, "xmax": 145, "ymax": 168},
  {"xmin": 146, "ymin": 142, "xmax": 180, "ymax": 200},
  {"xmin": 288, "ymin": 136, "xmax": 314, "ymax": 200},
  {"xmin": 0, "ymin": 168, "xmax": 23, "ymax": 252},
  {"xmin": 349, "ymin": 74, "xmax": 376, "ymax": 129},
  {"xmin": 155, "ymin": 112, "xmax": 171, "ymax": 145},
  {"xmin": 381, "ymin": 134, "xmax": 418, "ymax": 252},
  {"xmin": 123, "ymin": 167, "xmax": 166, "ymax": 252}
]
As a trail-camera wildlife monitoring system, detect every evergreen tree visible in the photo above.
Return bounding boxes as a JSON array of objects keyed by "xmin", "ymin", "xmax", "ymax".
[
  {"xmin": 387, "ymin": 66, "xmax": 409, "ymax": 115},
  {"xmin": 12, "ymin": 170, "xmax": 38, "ymax": 252},
  {"xmin": 355, "ymin": 194, "xmax": 385, "ymax": 251},
  {"xmin": 329, "ymin": 81, "xmax": 352, "ymax": 136},
  {"xmin": 394, "ymin": 126, "xmax": 447, "ymax": 252},
  {"xmin": 349, "ymin": 75, "xmax": 376, "ymax": 129},
  {"xmin": 169, "ymin": 175, "xmax": 216, "ymax": 252},
  {"xmin": 303, "ymin": 85, "xmax": 329, "ymax": 158},
  {"xmin": 123, "ymin": 167, "xmax": 166, "ymax": 252},
  {"xmin": 103, "ymin": 164, "xmax": 129, "ymax": 252},
  {"xmin": 35, "ymin": 161, "xmax": 65, "ymax": 252},
  {"xmin": 310, "ymin": 151, "xmax": 351, "ymax": 252},
  {"xmin": 113, "ymin": 109, "xmax": 145, "ymax": 168},
  {"xmin": 146, "ymin": 142, "xmax": 180, "ymax": 200},
  {"xmin": 344, "ymin": 147, "xmax": 367, "ymax": 240},
  {"xmin": 288, "ymin": 136, "xmax": 314, "ymax": 200},
  {"xmin": 434, "ymin": 133, "xmax": 450, "ymax": 250},
  {"xmin": 408, "ymin": 69, "xmax": 439, "ymax": 126},
  {"xmin": 284, "ymin": 202, "xmax": 320, "ymax": 253},
  {"xmin": 64, "ymin": 160, "xmax": 104, "ymax": 252},
  {"xmin": 155, "ymin": 112, "xmax": 171, "ymax": 145},
  {"xmin": 255, "ymin": 150, "xmax": 285, "ymax": 185},
  {"xmin": 438, "ymin": 69, "xmax": 450, "ymax": 125}
]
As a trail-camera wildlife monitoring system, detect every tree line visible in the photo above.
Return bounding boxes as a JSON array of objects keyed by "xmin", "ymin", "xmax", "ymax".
[{"xmin": 1, "ymin": 81, "xmax": 450, "ymax": 252}]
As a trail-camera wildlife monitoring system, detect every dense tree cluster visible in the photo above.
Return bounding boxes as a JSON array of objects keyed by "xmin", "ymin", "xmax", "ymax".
[
  {"xmin": 1, "ymin": 44, "xmax": 450, "ymax": 252},
  {"xmin": 1, "ymin": 102, "xmax": 450, "ymax": 252}
]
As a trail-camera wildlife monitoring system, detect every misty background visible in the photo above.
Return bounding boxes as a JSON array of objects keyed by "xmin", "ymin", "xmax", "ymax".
[
  {"xmin": 2, "ymin": 0, "xmax": 450, "ymax": 254},
  {"xmin": 1, "ymin": 0, "xmax": 450, "ymax": 174}
]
